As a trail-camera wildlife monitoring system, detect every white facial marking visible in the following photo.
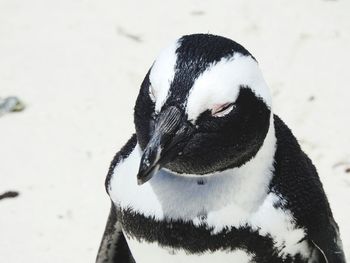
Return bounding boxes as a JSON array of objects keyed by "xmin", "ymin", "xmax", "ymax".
[
  {"xmin": 186, "ymin": 53, "xmax": 271, "ymax": 122},
  {"xmin": 149, "ymin": 40, "xmax": 179, "ymax": 112}
]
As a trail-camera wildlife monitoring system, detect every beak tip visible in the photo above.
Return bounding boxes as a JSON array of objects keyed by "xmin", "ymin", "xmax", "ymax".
[
  {"xmin": 137, "ymin": 178, "xmax": 144, "ymax": 186},
  {"xmin": 136, "ymin": 164, "xmax": 160, "ymax": 186},
  {"xmin": 136, "ymin": 173, "xmax": 151, "ymax": 186}
]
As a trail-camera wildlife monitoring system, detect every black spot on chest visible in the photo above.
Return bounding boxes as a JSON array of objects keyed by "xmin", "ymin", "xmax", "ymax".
[{"xmin": 197, "ymin": 179, "xmax": 206, "ymax": 185}]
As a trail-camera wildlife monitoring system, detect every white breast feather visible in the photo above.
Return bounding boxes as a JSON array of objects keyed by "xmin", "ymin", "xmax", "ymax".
[{"xmin": 109, "ymin": 121, "xmax": 312, "ymax": 260}]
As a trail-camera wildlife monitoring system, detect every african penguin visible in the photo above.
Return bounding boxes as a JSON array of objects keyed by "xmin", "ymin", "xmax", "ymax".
[{"xmin": 96, "ymin": 34, "xmax": 346, "ymax": 263}]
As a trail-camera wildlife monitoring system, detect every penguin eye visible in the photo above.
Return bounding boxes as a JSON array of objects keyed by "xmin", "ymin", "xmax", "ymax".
[
  {"xmin": 211, "ymin": 103, "xmax": 235, "ymax": 117},
  {"xmin": 149, "ymin": 85, "xmax": 156, "ymax": 102}
]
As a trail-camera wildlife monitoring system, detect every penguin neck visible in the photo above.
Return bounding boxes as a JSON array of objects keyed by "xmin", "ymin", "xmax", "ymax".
[{"xmin": 146, "ymin": 115, "xmax": 277, "ymax": 227}]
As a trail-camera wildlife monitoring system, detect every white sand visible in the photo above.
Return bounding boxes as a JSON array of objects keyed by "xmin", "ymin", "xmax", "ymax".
[{"xmin": 0, "ymin": 0, "xmax": 349, "ymax": 262}]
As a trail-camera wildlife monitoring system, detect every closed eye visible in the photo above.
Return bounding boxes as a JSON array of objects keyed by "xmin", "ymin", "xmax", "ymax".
[{"xmin": 211, "ymin": 103, "xmax": 235, "ymax": 117}]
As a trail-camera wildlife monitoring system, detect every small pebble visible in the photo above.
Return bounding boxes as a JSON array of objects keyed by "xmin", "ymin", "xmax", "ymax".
[
  {"xmin": 0, "ymin": 96, "xmax": 25, "ymax": 116},
  {"xmin": 0, "ymin": 191, "xmax": 19, "ymax": 200},
  {"xmin": 308, "ymin": 96, "xmax": 315, "ymax": 101}
]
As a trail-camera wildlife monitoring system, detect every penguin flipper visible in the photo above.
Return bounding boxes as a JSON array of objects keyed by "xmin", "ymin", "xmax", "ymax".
[
  {"xmin": 96, "ymin": 202, "xmax": 135, "ymax": 263},
  {"xmin": 272, "ymin": 115, "xmax": 346, "ymax": 262},
  {"xmin": 308, "ymin": 217, "xmax": 346, "ymax": 263}
]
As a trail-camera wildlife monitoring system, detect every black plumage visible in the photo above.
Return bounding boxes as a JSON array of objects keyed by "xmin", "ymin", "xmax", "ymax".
[{"xmin": 97, "ymin": 34, "xmax": 346, "ymax": 263}]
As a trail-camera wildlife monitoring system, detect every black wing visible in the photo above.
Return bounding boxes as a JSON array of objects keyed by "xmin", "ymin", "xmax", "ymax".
[
  {"xmin": 96, "ymin": 203, "xmax": 135, "ymax": 263},
  {"xmin": 271, "ymin": 115, "xmax": 346, "ymax": 262},
  {"xmin": 96, "ymin": 135, "xmax": 137, "ymax": 263}
]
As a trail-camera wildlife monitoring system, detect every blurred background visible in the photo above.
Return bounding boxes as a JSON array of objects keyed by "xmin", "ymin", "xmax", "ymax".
[{"xmin": 0, "ymin": 0, "xmax": 349, "ymax": 262}]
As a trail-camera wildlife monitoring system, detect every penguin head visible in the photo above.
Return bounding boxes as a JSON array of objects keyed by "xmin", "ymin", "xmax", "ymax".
[{"xmin": 134, "ymin": 34, "xmax": 272, "ymax": 185}]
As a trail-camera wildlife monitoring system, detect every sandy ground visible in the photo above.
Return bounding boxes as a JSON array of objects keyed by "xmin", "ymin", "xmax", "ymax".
[{"xmin": 0, "ymin": 0, "xmax": 349, "ymax": 262}]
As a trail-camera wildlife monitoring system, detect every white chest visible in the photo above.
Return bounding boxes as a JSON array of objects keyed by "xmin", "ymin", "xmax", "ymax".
[{"xmin": 109, "ymin": 127, "xmax": 312, "ymax": 260}]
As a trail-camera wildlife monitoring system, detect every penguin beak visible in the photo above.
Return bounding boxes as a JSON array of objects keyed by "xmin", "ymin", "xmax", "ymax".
[{"xmin": 137, "ymin": 106, "xmax": 193, "ymax": 185}]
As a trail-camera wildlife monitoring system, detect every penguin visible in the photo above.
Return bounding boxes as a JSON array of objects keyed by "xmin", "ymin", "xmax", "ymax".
[{"xmin": 96, "ymin": 34, "xmax": 346, "ymax": 263}]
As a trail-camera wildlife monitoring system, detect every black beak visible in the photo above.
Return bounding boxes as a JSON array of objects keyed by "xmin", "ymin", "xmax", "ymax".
[{"xmin": 137, "ymin": 106, "xmax": 193, "ymax": 185}]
